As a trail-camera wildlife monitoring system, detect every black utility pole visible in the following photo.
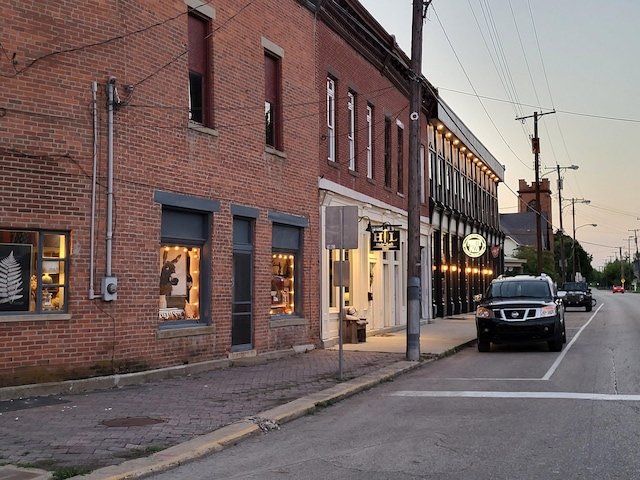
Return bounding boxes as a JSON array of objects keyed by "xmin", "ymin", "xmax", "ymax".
[
  {"xmin": 515, "ymin": 110, "xmax": 555, "ymax": 274},
  {"xmin": 407, "ymin": 0, "xmax": 431, "ymax": 362}
]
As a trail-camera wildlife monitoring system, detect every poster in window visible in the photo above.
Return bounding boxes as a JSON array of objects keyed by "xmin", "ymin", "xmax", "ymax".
[
  {"xmin": 159, "ymin": 249, "xmax": 187, "ymax": 297},
  {"xmin": 0, "ymin": 244, "xmax": 32, "ymax": 312}
]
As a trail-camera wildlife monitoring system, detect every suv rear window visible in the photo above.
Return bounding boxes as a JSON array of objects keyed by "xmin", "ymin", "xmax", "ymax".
[
  {"xmin": 488, "ymin": 280, "xmax": 551, "ymax": 299},
  {"xmin": 562, "ymin": 282, "xmax": 587, "ymax": 291}
]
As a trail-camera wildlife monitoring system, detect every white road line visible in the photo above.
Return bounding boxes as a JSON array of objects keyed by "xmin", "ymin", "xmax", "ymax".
[
  {"xmin": 541, "ymin": 302, "xmax": 605, "ymax": 380},
  {"xmin": 391, "ymin": 390, "xmax": 640, "ymax": 401},
  {"xmin": 440, "ymin": 303, "xmax": 605, "ymax": 382}
]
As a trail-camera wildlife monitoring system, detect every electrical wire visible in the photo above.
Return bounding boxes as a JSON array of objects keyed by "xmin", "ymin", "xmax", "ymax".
[
  {"xmin": 0, "ymin": 0, "xmax": 216, "ymax": 79},
  {"xmin": 432, "ymin": 5, "xmax": 530, "ymax": 171}
]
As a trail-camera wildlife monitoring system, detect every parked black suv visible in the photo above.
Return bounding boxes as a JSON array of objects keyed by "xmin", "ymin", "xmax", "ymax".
[
  {"xmin": 475, "ymin": 274, "xmax": 566, "ymax": 352},
  {"xmin": 559, "ymin": 281, "xmax": 594, "ymax": 312}
]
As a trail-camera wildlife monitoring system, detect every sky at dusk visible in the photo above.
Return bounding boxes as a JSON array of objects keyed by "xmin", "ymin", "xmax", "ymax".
[{"xmin": 359, "ymin": 0, "xmax": 640, "ymax": 271}]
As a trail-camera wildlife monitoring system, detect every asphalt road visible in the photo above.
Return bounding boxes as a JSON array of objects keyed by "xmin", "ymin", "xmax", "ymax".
[{"xmin": 147, "ymin": 289, "xmax": 640, "ymax": 479}]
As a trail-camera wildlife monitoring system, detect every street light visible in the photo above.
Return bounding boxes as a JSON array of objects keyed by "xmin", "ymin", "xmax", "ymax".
[
  {"xmin": 542, "ymin": 164, "xmax": 579, "ymax": 283},
  {"xmin": 572, "ymin": 219, "xmax": 596, "ymax": 282}
]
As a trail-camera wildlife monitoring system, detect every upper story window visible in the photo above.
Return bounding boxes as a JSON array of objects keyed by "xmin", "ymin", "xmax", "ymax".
[
  {"xmin": 366, "ymin": 104, "xmax": 373, "ymax": 179},
  {"xmin": 347, "ymin": 91, "xmax": 356, "ymax": 171},
  {"xmin": 420, "ymin": 144, "xmax": 426, "ymax": 203},
  {"xmin": 0, "ymin": 230, "xmax": 69, "ymax": 314},
  {"xmin": 384, "ymin": 117, "xmax": 391, "ymax": 188},
  {"xmin": 188, "ymin": 11, "xmax": 211, "ymax": 126},
  {"xmin": 397, "ymin": 123, "xmax": 404, "ymax": 193},
  {"xmin": 327, "ymin": 77, "xmax": 336, "ymax": 162},
  {"xmin": 265, "ymin": 51, "xmax": 283, "ymax": 151}
]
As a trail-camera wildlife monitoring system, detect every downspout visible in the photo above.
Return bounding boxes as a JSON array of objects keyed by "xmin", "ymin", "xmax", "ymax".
[
  {"xmin": 89, "ymin": 81, "xmax": 99, "ymax": 299},
  {"xmin": 106, "ymin": 77, "xmax": 116, "ymax": 277}
]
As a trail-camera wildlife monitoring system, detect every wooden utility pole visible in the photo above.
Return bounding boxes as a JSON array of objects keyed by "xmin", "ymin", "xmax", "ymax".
[
  {"xmin": 515, "ymin": 110, "xmax": 555, "ymax": 274},
  {"xmin": 406, "ymin": 0, "xmax": 430, "ymax": 361}
]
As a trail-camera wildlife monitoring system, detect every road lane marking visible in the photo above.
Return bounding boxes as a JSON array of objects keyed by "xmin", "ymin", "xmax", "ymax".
[
  {"xmin": 541, "ymin": 302, "xmax": 604, "ymax": 380},
  {"xmin": 391, "ymin": 390, "xmax": 640, "ymax": 401}
]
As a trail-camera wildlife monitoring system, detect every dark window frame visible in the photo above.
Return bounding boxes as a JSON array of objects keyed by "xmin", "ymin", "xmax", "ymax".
[
  {"xmin": 265, "ymin": 51, "xmax": 283, "ymax": 151},
  {"xmin": 188, "ymin": 11, "xmax": 212, "ymax": 126}
]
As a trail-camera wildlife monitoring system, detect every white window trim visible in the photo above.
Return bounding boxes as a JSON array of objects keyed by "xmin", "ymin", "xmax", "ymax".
[
  {"xmin": 419, "ymin": 144, "xmax": 425, "ymax": 203},
  {"xmin": 348, "ymin": 91, "xmax": 355, "ymax": 170},
  {"xmin": 327, "ymin": 77, "xmax": 336, "ymax": 163},
  {"xmin": 366, "ymin": 105, "xmax": 373, "ymax": 179}
]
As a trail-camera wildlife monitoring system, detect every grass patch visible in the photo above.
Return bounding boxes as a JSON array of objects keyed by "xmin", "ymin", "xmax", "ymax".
[
  {"xmin": 116, "ymin": 445, "xmax": 165, "ymax": 460},
  {"xmin": 52, "ymin": 466, "xmax": 93, "ymax": 480},
  {"xmin": 307, "ymin": 400, "xmax": 330, "ymax": 415}
]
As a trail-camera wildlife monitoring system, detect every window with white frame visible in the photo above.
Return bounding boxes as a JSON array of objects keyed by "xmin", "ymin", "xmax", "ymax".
[
  {"xmin": 347, "ymin": 91, "xmax": 356, "ymax": 170},
  {"xmin": 397, "ymin": 124, "xmax": 404, "ymax": 193},
  {"xmin": 366, "ymin": 104, "xmax": 373, "ymax": 179},
  {"xmin": 327, "ymin": 77, "xmax": 336, "ymax": 162},
  {"xmin": 420, "ymin": 144, "xmax": 425, "ymax": 203}
]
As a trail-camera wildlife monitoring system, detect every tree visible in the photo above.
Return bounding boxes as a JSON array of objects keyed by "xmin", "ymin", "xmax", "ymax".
[
  {"xmin": 553, "ymin": 231, "xmax": 594, "ymax": 284},
  {"xmin": 514, "ymin": 245, "xmax": 559, "ymax": 283}
]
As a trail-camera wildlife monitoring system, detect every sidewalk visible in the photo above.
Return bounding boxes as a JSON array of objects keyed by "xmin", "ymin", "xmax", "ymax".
[{"xmin": 0, "ymin": 315, "xmax": 477, "ymax": 480}]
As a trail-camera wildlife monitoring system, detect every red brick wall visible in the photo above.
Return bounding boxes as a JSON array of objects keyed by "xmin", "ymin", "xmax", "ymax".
[
  {"xmin": 0, "ymin": 0, "xmax": 319, "ymax": 386},
  {"xmin": 316, "ymin": 20, "xmax": 430, "ymax": 215}
]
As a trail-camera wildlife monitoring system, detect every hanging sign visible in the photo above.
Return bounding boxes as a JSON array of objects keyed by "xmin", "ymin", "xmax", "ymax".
[
  {"xmin": 370, "ymin": 227, "xmax": 400, "ymax": 251},
  {"xmin": 462, "ymin": 233, "xmax": 487, "ymax": 258}
]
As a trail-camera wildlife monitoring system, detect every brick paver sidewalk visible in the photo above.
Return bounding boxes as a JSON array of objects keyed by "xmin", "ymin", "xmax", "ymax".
[{"xmin": 0, "ymin": 349, "xmax": 405, "ymax": 472}]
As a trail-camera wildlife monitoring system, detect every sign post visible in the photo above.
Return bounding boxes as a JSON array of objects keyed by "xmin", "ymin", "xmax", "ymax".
[{"xmin": 325, "ymin": 206, "xmax": 358, "ymax": 380}]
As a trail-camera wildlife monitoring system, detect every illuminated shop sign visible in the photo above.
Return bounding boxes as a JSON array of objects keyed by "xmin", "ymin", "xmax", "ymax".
[
  {"xmin": 462, "ymin": 233, "xmax": 487, "ymax": 258},
  {"xmin": 370, "ymin": 226, "xmax": 400, "ymax": 251}
]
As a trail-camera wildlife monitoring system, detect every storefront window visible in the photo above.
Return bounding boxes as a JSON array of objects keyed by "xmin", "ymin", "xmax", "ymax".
[
  {"xmin": 328, "ymin": 249, "xmax": 350, "ymax": 308},
  {"xmin": 159, "ymin": 245, "xmax": 200, "ymax": 322},
  {"xmin": 271, "ymin": 253, "xmax": 295, "ymax": 315},
  {"xmin": 0, "ymin": 230, "xmax": 68, "ymax": 314},
  {"xmin": 270, "ymin": 216, "xmax": 306, "ymax": 317}
]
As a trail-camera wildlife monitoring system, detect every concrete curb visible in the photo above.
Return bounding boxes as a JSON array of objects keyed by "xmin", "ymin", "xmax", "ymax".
[{"xmin": 79, "ymin": 359, "xmax": 427, "ymax": 480}]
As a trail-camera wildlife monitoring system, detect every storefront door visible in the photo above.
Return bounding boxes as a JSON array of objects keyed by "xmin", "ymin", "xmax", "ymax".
[{"xmin": 232, "ymin": 218, "xmax": 253, "ymax": 350}]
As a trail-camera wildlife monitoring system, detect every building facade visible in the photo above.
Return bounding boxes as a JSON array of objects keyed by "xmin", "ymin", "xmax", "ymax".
[
  {"xmin": 313, "ymin": 0, "xmax": 505, "ymax": 347},
  {"xmin": 1, "ymin": 0, "xmax": 507, "ymax": 385},
  {"xmin": 1, "ymin": 0, "xmax": 320, "ymax": 386}
]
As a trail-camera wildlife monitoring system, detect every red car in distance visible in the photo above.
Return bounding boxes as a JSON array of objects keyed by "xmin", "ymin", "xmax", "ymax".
[{"xmin": 613, "ymin": 285, "xmax": 625, "ymax": 293}]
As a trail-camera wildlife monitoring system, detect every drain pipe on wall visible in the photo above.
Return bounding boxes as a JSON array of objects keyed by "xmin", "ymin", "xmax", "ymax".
[
  {"xmin": 101, "ymin": 77, "xmax": 118, "ymax": 301},
  {"xmin": 89, "ymin": 81, "xmax": 99, "ymax": 299}
]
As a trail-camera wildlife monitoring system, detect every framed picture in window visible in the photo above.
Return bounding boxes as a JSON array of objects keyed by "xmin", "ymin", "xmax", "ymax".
[
  {"xmin": 159, "ymin": 249, "xmax": 189, "ymax": 297},
  {"xmin": 0, "ymin": 243, "xmax": 32, "ymax": 312}
]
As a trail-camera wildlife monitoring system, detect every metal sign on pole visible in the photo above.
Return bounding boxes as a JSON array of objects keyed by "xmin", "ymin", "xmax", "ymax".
[{"xmin": 325, "ymin": 205, "xmax": 358, "ymax": 380}]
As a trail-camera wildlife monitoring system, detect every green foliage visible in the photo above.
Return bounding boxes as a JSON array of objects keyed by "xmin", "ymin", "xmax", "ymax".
[
  {"xmin": 52, "ymin": 466, "xmax": 93, "ymax": 480},
  {"xmin": 513, "ymin": 245, "xmax": 559, "ymax": 282},
  {"xmin": 599, "ymin": 259, "xmax": 635, "ymax": 288},
  {"xmin": 553, "ymin": 232, "xmax": 594, "ymax": 283}
]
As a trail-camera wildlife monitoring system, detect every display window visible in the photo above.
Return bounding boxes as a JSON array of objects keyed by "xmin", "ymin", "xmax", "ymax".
[
  {"xmin": 159, "ymin": 245, "xmax": 200, "ymax": 322},
  {"xmin": 328, "ymin": 249, "xmax": 351, "ymax": 308},
  {"xmin": 270, "ymin": 253, "xmax": 295, "ymax": 315},
  {"xmin": 0, "ymin": 230, "xmax": 68, "ymax": 314}
]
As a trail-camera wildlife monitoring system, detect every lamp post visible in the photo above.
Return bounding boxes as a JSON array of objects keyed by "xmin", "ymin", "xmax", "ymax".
[
  {"xmin": 572, "ymin": 219, "xmax": 596, "ymax": 281},
  {"xmin": 542, "ymin": 164, "xmax": 578, "ymax": 283}
]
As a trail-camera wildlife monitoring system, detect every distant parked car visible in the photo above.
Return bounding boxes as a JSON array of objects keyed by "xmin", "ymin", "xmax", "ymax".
[
  {"xmin": 613, "ymin": 285, "xmax": 625, "ymax": 293},
  {"xmin": 559, "ymin": 281, "xmax": 594, "ymax": 311}
]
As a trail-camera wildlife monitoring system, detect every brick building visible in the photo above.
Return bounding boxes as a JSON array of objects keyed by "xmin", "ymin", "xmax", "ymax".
[
  {"xmin": 314, "ymin": 0, "xmax": 504, "ymax": 344},
  {"xmin": 1, "ymin": 0, "xmax": 507, "ymax": 384},
  {"xmin": 1, "ymin": 0, "xmax": 320, "ymax": 386}
]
